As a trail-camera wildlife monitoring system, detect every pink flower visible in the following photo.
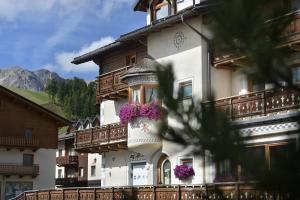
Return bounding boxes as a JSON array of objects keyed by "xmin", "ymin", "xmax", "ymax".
[
  {"xmin": 140, "ymin": 102, "xmax": 165, "ymax": 120},
  {"xmin": 119, "ymin": 104, "xmax": 140, "ymax": 124}
]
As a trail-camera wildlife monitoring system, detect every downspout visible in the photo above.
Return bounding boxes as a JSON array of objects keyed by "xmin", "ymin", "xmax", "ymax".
[
  {"xmin": 180, "ymin": 14, "xmax": 212, "ymax": 100},
  {"xmin": 180, "ymin": 13, "xmax": 212, "ymax": 184}
]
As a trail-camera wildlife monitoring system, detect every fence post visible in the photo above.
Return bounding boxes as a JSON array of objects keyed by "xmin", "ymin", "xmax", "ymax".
[
  {"xmin": 112, "ymin": 187, "xmax": 115, "ymax": 200},
  {"xmin": 94, "ymin": 188, "xmax": 96, "ymax": 200},
  {"xmin": 178, "ymin": 185, "xmax": 181, "ymax": 200},
  {"xmin": 236, "ymin": 183, "xmax": 240, "ymax": 200},
  {"xmin": 77, "ymin": 189, "xmax": 80, "ymax": 200},
  {"xmin": 263, "ymin": 91, "xmax": 267, "ymax": 116},
  {"xmin": 153, "ymin": 186, "xmax": 156, "ymax": 200}
]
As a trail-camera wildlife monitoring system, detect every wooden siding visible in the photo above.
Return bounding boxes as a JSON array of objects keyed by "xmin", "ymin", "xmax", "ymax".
[
  {"xmin": 0, "ymin": 92, "xmax": 60, "ymax": 149},
  {"xmin": 100, "ymin": 43, "xmax": 147, "ymax": 74}
]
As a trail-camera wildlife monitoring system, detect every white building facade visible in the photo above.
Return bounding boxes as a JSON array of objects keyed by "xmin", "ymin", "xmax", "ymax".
[{"xmin": 71, "ymin": 0, "xmax": 300, "ymax": 188}]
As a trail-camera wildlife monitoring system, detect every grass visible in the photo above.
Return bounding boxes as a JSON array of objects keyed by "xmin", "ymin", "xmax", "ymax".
[
  {"xmin": 7, "ymin": 86, "xmax": 50, "ymax": 105},
  {"xmin": 5, "ymin": 86, "xmax": 70, "ymax": 134}
]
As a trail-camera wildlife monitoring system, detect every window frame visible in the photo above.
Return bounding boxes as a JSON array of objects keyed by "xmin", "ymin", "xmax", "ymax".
[
  {"xmin": 23, "ymin": 154, "xmax": 34, "ymax": 166},
  {"xmin": 178, "ymin": 79, "xmax": 193, "ymax": 100},
  {"xmin": 91, "ymin": 165, "xmax": 96, "ymax": 177}
]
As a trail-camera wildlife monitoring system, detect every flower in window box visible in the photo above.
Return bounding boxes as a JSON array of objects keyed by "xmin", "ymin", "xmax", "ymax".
[
  {"xmin": 139, "ymin": 102, "xmax": 165, "ymax": 121},
  {"xmin": 119, "ymin": 104, "xmax": 140, "ymax": 124},
  {"xmin": 174, "ymin": 164, "xmax": 195, "ymax": 180}
]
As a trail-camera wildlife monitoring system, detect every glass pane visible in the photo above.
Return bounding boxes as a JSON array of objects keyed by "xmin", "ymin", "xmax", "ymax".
[
  {"xmin": 162, "ymin": 160, "xmax": 171, "ymax": 185},
  {"xmin": 24, "ymin": 129, "xmax": 33, "ymax": 139},
  {"xmin": 179, "ymin": 82, "xmax": 192, "ymax": 99},
  {"xmin": 23, "ymin": 154, "xmax": 34, "ymax": 166},
  {"xmin": 145, "ymin": 87, "xmax": 158, "ymax": 103},
  {"xmin": 132, "ymin": 88, "xmax": 141, "ymax": 103},
  {"xmin": 292, "ymin": 67, "xmax": 300, "ymax": 84}
]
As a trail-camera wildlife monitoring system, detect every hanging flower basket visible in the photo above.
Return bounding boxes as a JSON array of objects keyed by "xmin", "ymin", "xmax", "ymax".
[
  {"xmin": 174, "ymin": 165, "xmax": 195, "ymax": 180},
  {"xmin": 119, "ymin": 102, "xmax": 165, "ymax": 124}
]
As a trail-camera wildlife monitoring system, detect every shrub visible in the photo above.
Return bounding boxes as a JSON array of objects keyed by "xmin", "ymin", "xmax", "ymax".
[{"xmin": 174, "ymin": 165, "xmax": 195, "ymax": 180}]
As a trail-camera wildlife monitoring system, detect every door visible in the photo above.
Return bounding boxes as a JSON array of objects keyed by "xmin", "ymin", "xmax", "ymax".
[{"xmin": 132, "ymin": 162, "xmax": 147, "ymax": 186}]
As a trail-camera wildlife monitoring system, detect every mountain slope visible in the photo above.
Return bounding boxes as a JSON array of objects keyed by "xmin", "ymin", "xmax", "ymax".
[
  {"xmin": 6, "ymin": 86, "xmax": 66, "ymax": 118},
  {"xmin": 0, "ymin": 66, "xmax": 63, "ymax": 91}
]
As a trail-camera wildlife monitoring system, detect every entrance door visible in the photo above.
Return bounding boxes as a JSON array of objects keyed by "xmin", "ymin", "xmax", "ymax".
[{"xmin": 132, "ymin": 162, "xmax": 147, "ymax": 186}]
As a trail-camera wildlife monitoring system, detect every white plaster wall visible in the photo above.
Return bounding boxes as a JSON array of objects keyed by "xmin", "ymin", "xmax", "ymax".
[
  {"xmin": 211, "ymin": 67, "xmax": 232, "ymax": 99},
  {"xmin": 147, "ymin": 16, "xmax": 205, "ymax": 100},
  {"xmin": 102, "ymin": 99, "xmax": 127, "ymax": 125},
  {"xmin": 231, "ymin": 70, "xmax": 248, "ymax": 95},
  {"xmin": 87, "ymin": 153, "xmax": 102, "ymax": 181},
  {"xmin": 34, "ymin": 149, "xmax": 56, "ymax": 190},
  {"xmin": 0, "ymin": 148, "xmax": 56, "ymax": 199}
]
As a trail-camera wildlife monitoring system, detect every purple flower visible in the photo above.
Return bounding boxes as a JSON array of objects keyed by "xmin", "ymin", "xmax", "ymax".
[
  {"xmin": 174, "ymin": 165, "xmax": 195, "ymax": 180},
  {"xmin": 119, "ymin": 102, "xmax": 165, "ymax": 123},
  {"xmin": 119, "ymin": 104, "xmax": 140, "ymax": 124},
  {"xmin": 140, "ymin": 102, "xmax": 165, "ymax": 120}
]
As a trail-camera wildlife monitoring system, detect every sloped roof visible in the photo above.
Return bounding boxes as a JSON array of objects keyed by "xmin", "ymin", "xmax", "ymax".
[
  {"xmin": 0, "ymin": 85, "xmax": 70, "ymax": 127},
  {"xmin": 71, "ymin": 2, "xmax": 210, "ymax": 65}
]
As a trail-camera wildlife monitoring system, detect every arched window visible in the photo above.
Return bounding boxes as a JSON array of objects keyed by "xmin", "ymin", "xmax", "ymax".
[{"xmin": 161, "ymin": 159, "xmax": 171, "ymax": 184}]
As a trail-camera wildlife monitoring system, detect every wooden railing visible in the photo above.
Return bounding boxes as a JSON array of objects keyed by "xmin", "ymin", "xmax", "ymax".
[
  {"xmin": 12, "ymin": 183, "xmax": 289, "ymax": 200},
  {"xmin": 97, "ymin": 66, "xmax": 132, "ymax": 101},
  {"xmin": 0, "ymin": 136, "xmax": 39, "ymax": 149},
  {"xmin": 55, "ymin": 177, "xmax": 79, "ymax": 186},
  {"xmin": 0, "ymin": 164, "xmax": 39, "ymax": 177},
  {"xmin": 214, "ymin": 13, "xmax": 300, "ymax": 67},
  {"xmin": 56, "ymin": 155, "xmax": 78, "ymax": 166},
  {"xmin": 213, "ymin": 88, "xmax": 300, "ymax": 120},
  {"xmin": 75, "ymin": 123, "xmax": 128, "ymax": 153}
]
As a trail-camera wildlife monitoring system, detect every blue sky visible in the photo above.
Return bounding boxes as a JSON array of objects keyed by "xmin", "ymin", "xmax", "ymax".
[{"xmin": 0, "ymin": 0, "xmax": 146, "ymax": 80}]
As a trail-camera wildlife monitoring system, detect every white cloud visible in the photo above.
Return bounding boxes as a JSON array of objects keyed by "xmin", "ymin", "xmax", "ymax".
[
  {"xmin": 55, "ymin": 36, "xmax": 115, "ymax": 73},
  {"xmin": 0, "ymin": 0, "xmax": 134, "ymax": 22}
]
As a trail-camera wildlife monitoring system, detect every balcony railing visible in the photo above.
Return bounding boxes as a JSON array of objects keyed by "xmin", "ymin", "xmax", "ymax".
[
  {"xmin": 55, "ymin": 177, "xmax": 80, "ymax": 187},
  {"xmin": 97, "ymin": 66, "xmax": 132, "ymax": 102},
  {"xmin": 213, "ymin": 88, "xmax": 300, "ymax": 120},
  {"xmin": 214, "ymin": 13, "xmax": 300, "ymax": 67},
  {"xmin": 0, "ymin": 164, "xmax": 39, "ymax": 177},
  {"xmin": 14, "ymin": 183, "xmax": 289, "ymax": 200},
  {"xmin": 0, "ymin": 136, "xmax": 39, "ymax": 150},
  {"xmin": 56, "ymin": 155, "xmax": 78, "ymax": 166},
  {"xmin": 74, "ymin": 122, "xmax": 128, "ymax": 153}
]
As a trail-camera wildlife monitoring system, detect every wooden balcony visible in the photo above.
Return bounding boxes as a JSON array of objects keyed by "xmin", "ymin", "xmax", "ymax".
[
  {"xmin": 213, "ymin": 88, "xmax": 300, "ymax": 120},
  {"xmin": 55, "ymin": 177, "xmax": 86, "ymax": 187},
  {"xmin": 56, "ymin": 155, "xmax": 78, "ymax": 166},
  {"xmin": 214, "ymin": 13, "xmax": 300, "ymax": 68},
  {"xmin": 74, "ymin": 122, "xmax": 128, "ymax": 153},
  {"xmin": 0, "ymin": 136, "xmax": 40, "ymax": 150},
  {"xmin": 0, "ymin": 164, "xmax": 39, "ymax": 177},
  {"xmin": 14, "ymin": 183, "xmax": 288, "ymax": 200},
  {"xmin": 96, "ymin": 66, "xmax": 132, "ymax": 102}
]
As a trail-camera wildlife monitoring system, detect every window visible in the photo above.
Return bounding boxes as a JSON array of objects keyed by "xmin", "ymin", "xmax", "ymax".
[
  {"xmin": 68, "ymin": 147, "xmax": 75, "ymax": 156},
  {"xmin": 58, "ymin": 149, "xmax": 63, "ymax": 157},
  {"xmin": 126, "ymin": 54, "xmax": 136, "ymax": 66},
  {"xmin": 132, "ymin": 87, "xmax": 141, "ymax": 103},
  {"xmin": 179, "ymin": 81, "xmax": 192, "ymax": 99},
  {"xmin": 177, "ymin": 0, "xmax": 194, "ymax": 11},
  {"xmin": 79, "ymin": 168, "xmax": 84, "ymax": 177},
  {"xmin": 215, "ymin": 159, "xmax": 236, "ymax": 182},
  {"xmin": 91, "ymin": 166, "xmax": 96, "ymax": 177},
  {"xmin": 292, "ymin": 67, "xmax": 300, "ymax": 84},
  {"xmin": 23, "ymin": 154, "xmax": 34, "ymax": 166},
  {"xmin": 155, "ymin": 0, "xmax": 171, "ymax": 20},
  {"xmin": 180, "ymin": 158, "xmax": 193, "ymax": 167},
  {"xmin": 145, "ymin": 86, "xmax": 158, "ymax": 103},
  {"xmin": 58, "ymin": 169, "xmax": 62, "ymax": 178},
  {"xmin": 162, "ymin": 160, "xmax": 171, "ymax": 185},
  {"xmin": 24, "ymin": 129, "xmax": 33, "ymax": 139}
]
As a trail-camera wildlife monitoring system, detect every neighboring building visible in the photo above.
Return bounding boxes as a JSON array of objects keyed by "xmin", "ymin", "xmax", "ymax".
[
  {"xmin": 70, "ymin": 0, "xmax": 300, "ymax": 188},
  {"xmin": 55, "ymin": 116, "xmax": 102, "ymax": 187},
  {"xmin": 0, "ymin": 85, "xmax": 69, "ymax": 200}
]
